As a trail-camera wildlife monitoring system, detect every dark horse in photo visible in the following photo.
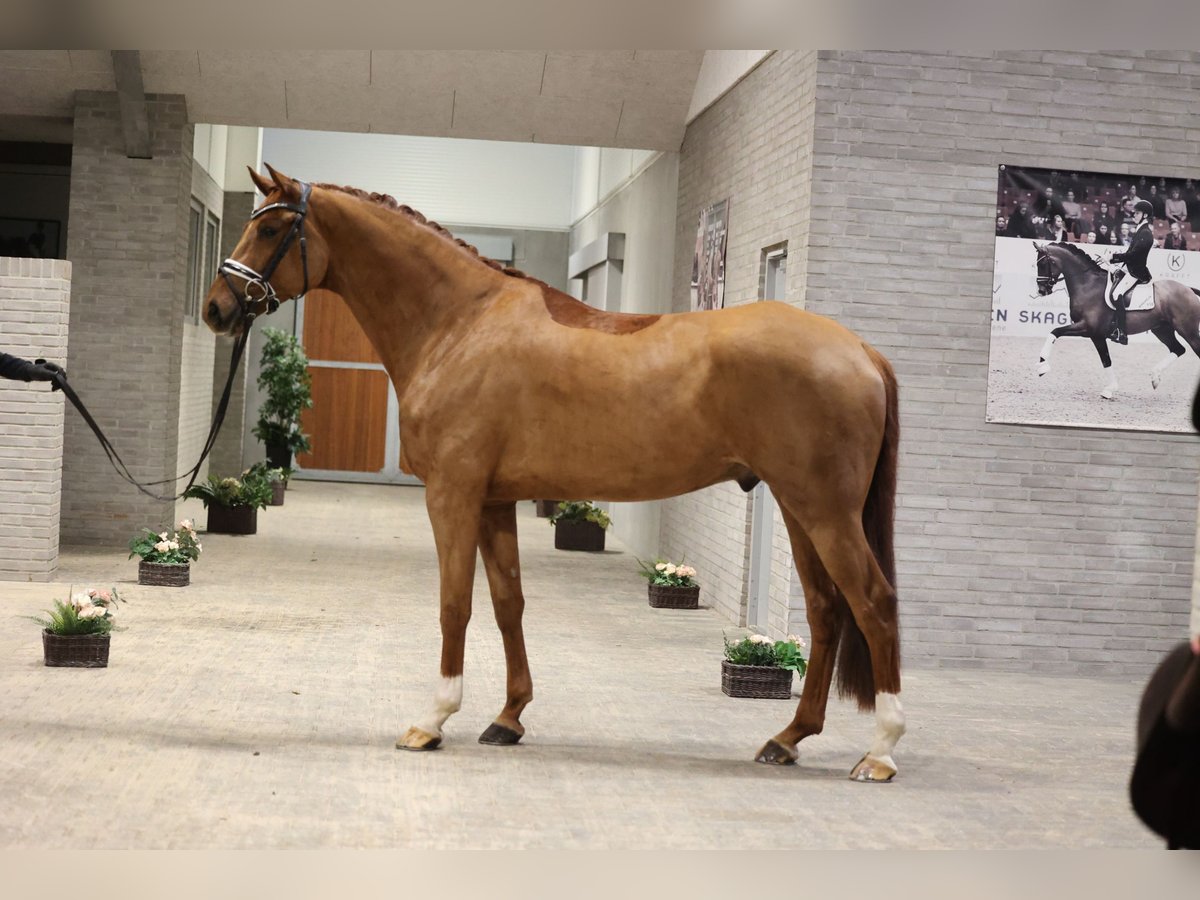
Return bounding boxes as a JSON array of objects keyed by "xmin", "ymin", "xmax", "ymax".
[
  {"xmin": 202, "ymin": 165, "xmax": 906, "ymax": 782},
  {"xmin": 1033, "ymin": 242, "xmax": 1200, "ymax": 399}
]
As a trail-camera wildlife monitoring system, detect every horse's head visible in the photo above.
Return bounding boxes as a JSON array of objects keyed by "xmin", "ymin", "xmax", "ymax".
[
  {"xmin": 1033, "ymin": 242, "xmax": 1062, "ymax": 296},
  {"xmin": 203, "ymin": 164, "xmax": 329, "ymax": 335}
]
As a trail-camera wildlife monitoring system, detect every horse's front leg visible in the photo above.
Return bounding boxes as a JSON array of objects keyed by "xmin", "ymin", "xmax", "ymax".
[
  {"xmin": 1037, "ymin": 321, "xmax": 1089, "ymax": 377},
  {"xmin": 1091, "ymin": 336, "xmax": 1118, "ymax": 400},
  {"xmin": 477, "ymin": 502, "xmax": 533, "ymax": 746},
  {"xmin": 397, "ymin": 481, "xmax": 483, "ymax": 751}
]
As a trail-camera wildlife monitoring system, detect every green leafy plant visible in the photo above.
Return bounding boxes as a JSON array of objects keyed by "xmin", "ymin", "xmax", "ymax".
[
  {"xmin": 183, "ymin": 469, "xmax": 273, "ymax": 510},
  {"xmin": 128, "ymin": 520, "xmax": 202, "ymax": 565},
  {"xmin": 723, "ymin": 633, "xmax": 808, "ymax": 676},
  {"xmin": 252, "ymin": 327, "xmax": 313, "ymax": 456},
  {"xmin": 636, "ymin": 558, "xmax": 698, "ymax": 587},
  {"xmin": 244, "ymin": 460, "xmax": 288, "ymax": 484},
  {"xmin": 548, "ymin": 501, "xmax": 611, "ymax": 529},
  {"xmin": 33, "ymin": 588, "xmax": 121, "ymax": 636}
]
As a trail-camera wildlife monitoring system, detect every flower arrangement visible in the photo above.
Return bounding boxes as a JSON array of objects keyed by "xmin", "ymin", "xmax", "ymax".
[
  {"xmin": 128, "ymin": 520, "xmax": 202, "ymax": 565},
  {"xmin": 34, "ymin": 588, "xmax": 121, "ymax": 636},
  {"xmin": 252, "ymin": 327, "xmax": 313, "ymax": 461},
  {"xmin": 183, "ymin": 470, "xmax": 274, "ymax": 510},
  {"xmin": 723, "ymin": 633, "xmax": 808, "ymax": 676},
  {"xmin": 244, "ymin": 460, "xmax": 289, "ymax": 484},
  {"xmin": 548, "ymin": 501, "xmax": 612, "ymax": 529},
  {"xmin": 637, "ymin": 558, "xmax": 698, "ymax": 588}
]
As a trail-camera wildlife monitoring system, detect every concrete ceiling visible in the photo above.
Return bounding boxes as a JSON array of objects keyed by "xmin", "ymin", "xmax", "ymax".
[{"xmin": 0, "ymin": 50, "xmax": 705, "ymax": 151}]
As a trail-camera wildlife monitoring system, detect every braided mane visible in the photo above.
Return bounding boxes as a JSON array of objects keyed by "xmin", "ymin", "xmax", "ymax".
[
  {"xmin": 1050, "ymin": 241, "xmax": 1105, "ymax": 274},
  {"xmin": 314, "ymin": 182, "xmax": 530, "ymax": 280}
]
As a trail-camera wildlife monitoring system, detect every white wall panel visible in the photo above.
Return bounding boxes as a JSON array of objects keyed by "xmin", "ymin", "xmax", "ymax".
[{"xmin": 260, "ymin": 129, "xmax": 576, "ymax": 229}]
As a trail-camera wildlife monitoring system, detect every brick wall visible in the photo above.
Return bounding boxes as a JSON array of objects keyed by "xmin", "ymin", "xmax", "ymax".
[
  {"xmin": 0, "ymin": 257, "xmax": 69, "ymax": 580},
  {"xmin": 664, "ymin": 50, "xmax": 1200, "ymax": 676},
  {"xmin": 209, "ymin": 191, "xmax": 254, "ymax": 478},
  {"xmin": 60, "ymin": 91, "xmax": 194, "ymax": 544},
  {"xmin": 664, "ymin": 51, "xmax": 819, "ymax": 632}
]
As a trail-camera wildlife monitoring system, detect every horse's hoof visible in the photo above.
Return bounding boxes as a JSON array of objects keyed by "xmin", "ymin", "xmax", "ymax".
[
  {"xmin": 396, "ymin": 727, "xmax": 442, "ymax": 751},
  {"xmin": 849, "ymin": 753, "xmax": 897, "ymax": 783},
  {"xmin": 1151, "ymin": 376, "xmax": 1161, "ymax": 390},
  {"xmin": 1100, "ymin": 389, "xmax": 1115, "ymax": 401},
  {"xmin": 478, "ymin": 722, "xmax": 523, "ymax": 745},
  {"xmin": 1037, "ymin": 362, "xmax": 1050, "ymax": 377},
  {"xmin": 754, "ymin": 738, "xmax": 798, "ymax": 766}
]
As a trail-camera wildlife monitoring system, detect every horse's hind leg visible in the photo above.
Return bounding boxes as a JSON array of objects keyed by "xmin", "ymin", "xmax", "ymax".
[
  {"xmin": 754, "ymin": 507, "xmax": 844, "ymax": 767},
  {"xmin": 1149, "ymin": 325, "xmax": 1186, "ymax": 389},
  {"xmin": 803, "ymin": 512, "xmax": 905, "ymax": 782},
  {"xmin": 477, "ymin": 502, "xmax": 533, "ymax": 746}
]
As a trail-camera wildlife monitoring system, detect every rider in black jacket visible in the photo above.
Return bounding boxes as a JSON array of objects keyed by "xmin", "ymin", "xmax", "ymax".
[{"xmin": 1108, "ymin": 199, "xmax": 1155, "ymax": 345}]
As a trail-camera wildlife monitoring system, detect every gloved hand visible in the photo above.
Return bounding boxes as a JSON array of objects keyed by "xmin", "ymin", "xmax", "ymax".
[{"xmin": 33, "ymin": 359, "xmax": 67, "ymax": 391}]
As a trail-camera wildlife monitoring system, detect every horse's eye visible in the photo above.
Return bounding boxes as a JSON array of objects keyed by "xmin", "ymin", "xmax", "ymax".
[{"xmin": 259, "ymin": 225, "xmax": 279, "ymax": 239}]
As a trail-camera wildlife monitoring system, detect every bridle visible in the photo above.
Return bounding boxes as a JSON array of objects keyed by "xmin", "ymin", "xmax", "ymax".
[{"xmin": 219, "ymin": 180, "xmax": 312, "ymax": 324}]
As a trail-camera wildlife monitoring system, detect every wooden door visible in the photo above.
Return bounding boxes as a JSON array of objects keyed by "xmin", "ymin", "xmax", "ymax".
[{"xmin": 295, "ymin": 290, "xmax": 414, "ymax": 482}]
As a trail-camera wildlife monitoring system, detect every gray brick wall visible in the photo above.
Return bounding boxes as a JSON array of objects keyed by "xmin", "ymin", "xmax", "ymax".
[
  {"xmin": 60, "ymin": 91, "xmax": 194, "ymax": 544},
  {"xmin": 664, "ymin": 51, "xmax": 819, "ymax": 633},
  {"xmin": 663, "ymin": 50, "xmax": 1200, "ymax": 676},
  {"xmin": 209, "ymin": 191, "xmax": 254, "ymax": 478},
  {"xmin": 0, "ymin": 257, "xmax": 69, "ymax": 580}
]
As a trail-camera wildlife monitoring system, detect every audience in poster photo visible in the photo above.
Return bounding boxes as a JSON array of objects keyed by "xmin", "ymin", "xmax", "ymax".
[{"xmin": 997, "ymin": 166, "xmax": 1199, "ymax": 253}]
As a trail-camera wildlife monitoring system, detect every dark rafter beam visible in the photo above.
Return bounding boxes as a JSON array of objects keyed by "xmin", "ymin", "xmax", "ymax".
[{"xmin": 111, "ymin": 50, "xmax": 151, "ymax": 159}]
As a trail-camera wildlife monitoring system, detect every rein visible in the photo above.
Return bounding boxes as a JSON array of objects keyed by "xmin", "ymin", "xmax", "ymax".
[{"xmin": 13, "ymin": 180, "xmax": 315, "ymax": 503}]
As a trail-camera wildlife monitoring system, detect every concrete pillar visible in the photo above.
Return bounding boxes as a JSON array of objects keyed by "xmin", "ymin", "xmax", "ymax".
[{"xmin": 60, "ymin": 91, "xmax": 194, "ymax": 544}]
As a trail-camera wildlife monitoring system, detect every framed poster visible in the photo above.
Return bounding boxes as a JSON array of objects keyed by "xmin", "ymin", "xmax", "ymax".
[
  {"xmin": 0, "ymin": 217, "xmax": 60, "ymax": 259},
  {"xmin": 690, "ymin": 199, "xmax": 729, "ymax": 312},
  {"xmin": 988, "ymin": 165, "xmax": 1200, "ymax": 432}
]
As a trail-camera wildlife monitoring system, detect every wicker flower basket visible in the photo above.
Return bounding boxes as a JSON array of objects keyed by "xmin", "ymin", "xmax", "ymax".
[
  {"xmin": 535, "ymin": 499, "xmax": 562, "ymax": 518},
  {"xmin": 43, "ymin": 630, "xmax": 110, "ymax": 668},
  {"xmin": 269, "ymin": 481, "xmax": 286, "ymax": 506},
  {"xmin": 721, "ymin": 660, "xmax": 793, "ymax": 699},
  {"xmin": 207, "ymin": 503, "xmax": 257, "ymax": 535},
  {"xmin": 554, "ymin": 519, "xmax": 605, "ymax": 551},
  {"xmin": 648, "ymin": 583, "xmax": 700, "ymax": 609},
  {"xmin": 138, "ymin": 560, "xmax": 190, "ymax": 587}
]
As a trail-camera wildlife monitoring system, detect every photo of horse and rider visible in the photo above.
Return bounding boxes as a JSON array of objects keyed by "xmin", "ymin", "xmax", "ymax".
[{"xmin": 988, "ymin": 164, "xmax": 1200, "ymax": 433}]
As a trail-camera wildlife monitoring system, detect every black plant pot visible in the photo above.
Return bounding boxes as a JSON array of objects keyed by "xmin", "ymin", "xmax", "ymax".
[
  {"xmin": 207, "ymin": 503, "xmax": 258, "ymax": 535},
  {"xmin": 554, "ymin": 520, "xmax": 606, "ymax": 552},
  {"xmin": 265, "ymin": 439, "xmax": 293, "ymax": 471}
]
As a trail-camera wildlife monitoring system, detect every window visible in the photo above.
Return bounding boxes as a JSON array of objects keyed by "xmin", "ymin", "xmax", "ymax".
[
  {"xmin": 184, "ymin": 200, "xmax": 222, "ymax": 324},
  {"xmin": 760, "ymin": 243, "xmax": 788, "ymax": 301},
  {"xmin": 185, "ymin": 200, "xmax": 203, "ymax": 323}
]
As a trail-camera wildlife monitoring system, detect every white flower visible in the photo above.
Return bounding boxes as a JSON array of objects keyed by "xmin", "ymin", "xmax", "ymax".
[
  {"xmin": 655, "ymin": 563, "xmax": 667, "ymax": 572},
  {"xmin": 70, "ymin": 592, "xmax": 90, "ymax": 608},
  {"xmin": 679, "ymin": 566, "xmax": 696, "ymax": 578},
  {"xmin": 167, "ymin": 541, "xmax": 180, "ymax": 551},
  {"xmin": 159, "ymin": 531, "xmax": 169, "ymax": 541},
  {"xmin": 77, "ymin": 605, "xmax": 104, "ymax": 619},
  {"xmin": 179, "ymin": 519, "xmax": 194, "ymax": 531},
  {"xmin": 196, "ymin": 543, "xmax": 202, "ymax": 552},
  {"xmin": 664, "ymin": 564, "xmax": 677, "ymax": 576},
  {"xmin": 154, "ymin": 541, "xmax": 171, "ymax": 554},
  {"xmin": 749, "ymin": 634, "xmax": 773, "ymax": 644}
]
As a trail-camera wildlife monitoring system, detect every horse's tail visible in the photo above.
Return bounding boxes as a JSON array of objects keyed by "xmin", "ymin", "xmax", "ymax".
[{"xmin": 835, "ymin": 344, "xmax": 900, "ymax": 712}]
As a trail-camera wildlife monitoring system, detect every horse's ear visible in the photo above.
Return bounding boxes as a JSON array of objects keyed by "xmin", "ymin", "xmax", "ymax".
[
  {"xmin": 247, "ymin": 166, "xmax": 274, "ymax": 196},
  {"xmin": 263, "ymin": 162, "xmax": 300, "ymax": 200}
]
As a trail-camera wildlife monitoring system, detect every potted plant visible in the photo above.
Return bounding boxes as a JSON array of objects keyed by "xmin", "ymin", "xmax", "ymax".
[
  {"xmin": 721, "ymin": 633, "xmax": 808, "ymax": 699},
  {"xmin": 33, "ymin": 587, "xmax": 121, "ymax": 668},
  {"xmin": 128, "ymin": 519, "xmax": 202, "ymax": 586},
  {"xmin": 637, "ymin": 558, "xmax": 700, "ymax": 609},
  {"xmin": 184, "ymin": 470, "xmax": 273, "ymax": 535},
  {"xmin": 549, "ymin": 501, "xmax": 610, "ymax": 552},
  {"xmin": 252, "ymin": 327, "xmax": 313, "ymax": 470},
  {"xmin": 534, "ymin": 499, "xmax": 562, "ymax": 518},
  {"xmin": 245, "ymin": 460, "xmax": 290, "ymax": 506}
]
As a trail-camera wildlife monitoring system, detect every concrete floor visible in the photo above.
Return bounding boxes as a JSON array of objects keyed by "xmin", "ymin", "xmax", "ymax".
[{"xmin": 1, "ymin": 481, "xmax": 1158, "ymax": 848}]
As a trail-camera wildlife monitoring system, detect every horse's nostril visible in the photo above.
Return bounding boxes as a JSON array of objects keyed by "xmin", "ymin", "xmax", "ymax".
[{"xmin": 208, "ymin": 300, "xmax": 220, "ymax": 323}]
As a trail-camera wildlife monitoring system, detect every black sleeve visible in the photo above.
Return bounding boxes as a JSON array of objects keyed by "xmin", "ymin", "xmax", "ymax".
[
  {"xmin": 0, "ymin": 352, "xmax": 61, "ymax": 383},
  {"xmin": 1111, "ymin": 250, "xmax": 1126, "ymax": 263}
]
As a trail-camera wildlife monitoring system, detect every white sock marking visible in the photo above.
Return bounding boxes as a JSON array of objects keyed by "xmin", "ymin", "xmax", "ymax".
[
  {"xmin": 867, "ymin": 692, "xmax": 906, "ymax": 765},
  {"xmin": 414, "ymin": 675, "xmax": 463, "ymax": 737}
]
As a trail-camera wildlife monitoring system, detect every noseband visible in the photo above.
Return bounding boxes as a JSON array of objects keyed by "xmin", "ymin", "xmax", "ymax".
[{"xmin": 219, "ymin": 180, "xmax": 312, "ymax": 322}]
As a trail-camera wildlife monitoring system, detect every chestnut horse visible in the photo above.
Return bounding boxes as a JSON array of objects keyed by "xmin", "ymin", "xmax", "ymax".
[{"xmin": 204, "ymin": 165, "xmax": 905, "ymax": 782}]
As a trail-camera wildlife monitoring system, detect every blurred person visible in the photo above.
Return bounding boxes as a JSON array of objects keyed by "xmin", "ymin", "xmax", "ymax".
[
  {"xmin": 1119, "ymin": 221, "xmax": 1133, "ymax": 246},
  {"xmin": 1096, "ymin": 222, "xmax": 1113, "ymax": 245},
  {"xmin": 1165, "ymin": 187, "xmax": 1188, "ymax": 226},
  {"xmin": 1108, "ymin": 199, "xmax": 1154, "ymax": 344},
  {"xmin": 1085, "ymin": 231, "xmax": 1097, "ymax": 244},
  {"xmin": 1004, "ymin": 201, "xmax": 1037, "ymax": 239},
  {"xmin": 1033, "ymin": 185, "xmax": 1064, "ymax": 221},
  {"xmin": 996, "ymin": 214, "xmax": 1007, "ymax": 236},
  {"xmin": 1061, "ymin": 190, "xmax": 1082, "ymax": 235},
  {"xmin": 1148, "ymin": 183, "xmax": 1167, "ymax": 219},
  {"xmin": 1041, "ymin": 213, "xmax": 1069, "ymax": 242},
  {"xmin": 1095, "ymin": 200, "xmax": 1116, "ymax": 234},
  {"xmin": 1164, "ymin": 221, "xmax": 1188, "ymax": 251}
]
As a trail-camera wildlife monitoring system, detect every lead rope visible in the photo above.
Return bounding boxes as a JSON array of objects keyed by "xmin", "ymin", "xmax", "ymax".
[{"xmin": 54, "ymin": 317, "xmax": 255, "ymax": 502}]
